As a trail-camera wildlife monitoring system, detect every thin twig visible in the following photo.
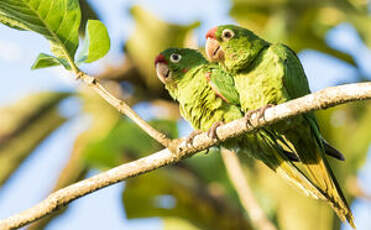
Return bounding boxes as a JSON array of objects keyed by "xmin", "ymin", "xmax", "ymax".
[
  {"xmin": 221, "ymin": 148, "xmax": 277, "ymax": 230},
  {"xmin": 0, "ymin": 82, "xmax": 370, "ymax": 229},
  {"xmin": 76, "ymin": 72, "xmax": 172, "ymax": 147}
]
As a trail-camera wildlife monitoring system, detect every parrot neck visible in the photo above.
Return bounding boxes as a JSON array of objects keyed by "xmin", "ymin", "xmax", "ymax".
[
  {"xmin": 166, "ymin": 65, "xmax": 204, "ymax": 101},
  {"xmin": 226, "ymin": 42, "xmax": 270, "ymax": 75}
]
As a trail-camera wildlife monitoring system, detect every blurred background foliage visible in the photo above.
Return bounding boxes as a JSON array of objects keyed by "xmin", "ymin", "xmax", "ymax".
[{"xmin": 0, "ymin": 0, "xmax": 370, "ymax": 229}]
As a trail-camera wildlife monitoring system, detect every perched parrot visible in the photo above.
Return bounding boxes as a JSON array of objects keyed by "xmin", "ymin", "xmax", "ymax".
[
  {"xmin": 205, "ymin": 24, "xmax": 354, "ymax": 227},
  {"xmin": 154, "ymin": 47, "xmax": 337, "ymax": 209}
]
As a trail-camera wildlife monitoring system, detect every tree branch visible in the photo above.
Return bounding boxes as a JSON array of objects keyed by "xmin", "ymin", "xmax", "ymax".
[
  {"xmin": 0, "ymin": 82, "xmax": 370, "ymax": 229},
  {"xmin": 220, "ymin": 148, "xmax": 277, "ymax": 230},
  {"xmin": 75, "ymin": 72, "xmax": 172, "ymax": 147}
]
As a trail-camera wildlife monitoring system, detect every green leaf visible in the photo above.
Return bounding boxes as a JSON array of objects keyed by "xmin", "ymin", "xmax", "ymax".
[
  {"xmin": 0, "ymin": 0, "xmax": 81, "ymax": 66},
  {"xmin": 31, "ymin": 53, "xmax": 71, "ymax": 70},
  {"xmin": 0, "ymin": 15, "xmax": 25, "ymax": 30},
  {"xmin": 76, "ymin": 20, "xmax": 110, "ymax": 63}
]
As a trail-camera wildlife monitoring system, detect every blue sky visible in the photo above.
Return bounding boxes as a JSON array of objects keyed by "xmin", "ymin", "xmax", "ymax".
[{"xmin": 0, "ymin": 0, "xmax": 370, "ymax": 229}]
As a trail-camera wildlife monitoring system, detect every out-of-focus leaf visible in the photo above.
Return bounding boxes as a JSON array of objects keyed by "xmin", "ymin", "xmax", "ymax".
[
  {"xmin": 349, "ymin": 14, "xmax": 371, "ymax": 48},
  {"xmin": 163, "ymin": 217, "xmax": 201, "ymax": 230},
  {"xmin": 83, "ymin": 119, "xmax": 178, "ymax": 169},
  {"xmin": 251, "ymin": 162, "xmax": 334, "ymax": 230},
  {"xmin": 0, "ymin": 92, "xmax": 69, "ymax": 186},
  {"xmin": 316, "ymin": 101, "xmax": 371, "ymax": 174},
  {"xmin": 125, "ymin": 6, "xmax": 200, "ymax": 90},
  {"xmin": 0, "ymin": 0, "xmax": 81, "ymax": 65},
  {"xmin": 76, "ymin": 20, "xmax": 110, "ymax": 63},
  {"xmin": 0, "ymin": 92, "xmax": 69, "ymax": 146},
  {"xmin": 123, "ymin": 168, "xmax": 253, "ymax": 230},
  {"xmin": 183, "ymin": 149, "xmax": 240, "ymax": 203},
  {"xmin": 229, "ymin": 0, "xmax": 371, "ymax": 63}
]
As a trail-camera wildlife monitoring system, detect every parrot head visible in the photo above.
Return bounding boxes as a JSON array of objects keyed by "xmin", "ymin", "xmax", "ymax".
[
  {"xmin": 205, "ymin": 25, "xmax": 269, "ymax": 72},
  {"xmin": 155, "ymin": 48, "xmax": 207, "ymax": 85}
]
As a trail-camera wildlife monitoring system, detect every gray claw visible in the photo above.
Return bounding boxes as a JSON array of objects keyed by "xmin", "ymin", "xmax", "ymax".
[
  {"xmin": 207, "ymin": 121, "xmax": 224, "ymax": 140},
  {"xmin": 245, "ymin": 104, "xmax": 275, "ymax": 127},
  {"xmin": 185, "ymin": 130, "xmax": 202, "ymax": 147}
]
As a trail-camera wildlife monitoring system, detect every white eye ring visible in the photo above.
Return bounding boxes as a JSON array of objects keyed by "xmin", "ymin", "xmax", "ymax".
[
  {"xmin": 222, "ymin": 29, "xmax": 235, "ymax": 41},
  {"xmin": 170, "ymin": 53, "xmax": 182, "ymax": 63}
]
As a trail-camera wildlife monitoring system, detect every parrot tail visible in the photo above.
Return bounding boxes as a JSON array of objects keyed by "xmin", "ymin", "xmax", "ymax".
[
  {"xmin": 282, "ymin": 117, "xmax": 355, "ymax": 229},
  {"xmin": 246, "ymin": 130, "xmax": 327, "ymax": 201}
]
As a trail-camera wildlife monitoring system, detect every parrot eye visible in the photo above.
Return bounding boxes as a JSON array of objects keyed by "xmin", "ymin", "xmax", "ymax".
[
  {"xmin": 170, "ymin": 53, "xmax": 182, "ymax": 63},
  {"xmin": 221, "ymin": 29, "xmax": 234, "ymax": 41}
]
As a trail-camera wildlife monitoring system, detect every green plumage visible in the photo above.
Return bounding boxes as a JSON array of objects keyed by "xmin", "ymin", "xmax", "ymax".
[
  {"xmin": 156, "ymin": 48, "xmax": 330, "ymax": 205},
  {"xmin": 210, "ymin": 25, "xmax": 355, "ymax": 227}
]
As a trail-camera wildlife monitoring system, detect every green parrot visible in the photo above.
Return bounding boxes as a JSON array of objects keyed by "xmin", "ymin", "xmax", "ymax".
[
  {"xmin": 154, "ymin": 47, "xmax": 338, "ymax": 209},
  {"xmin": 204, "ymin": 24, "xmax": 354, "ymax": 227}
]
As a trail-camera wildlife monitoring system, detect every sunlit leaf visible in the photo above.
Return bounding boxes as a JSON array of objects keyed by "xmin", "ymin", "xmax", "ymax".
[
  {"xmin": 76, "ymin": 20, "xmax": 110, "ymax": 63},
  {"xmin": 0, "ymin": 0, "xmax": 81, "ymax": 67},
  {"xmin": 31, "ymin": 53, "xmax": 71, "ymax": 70}
]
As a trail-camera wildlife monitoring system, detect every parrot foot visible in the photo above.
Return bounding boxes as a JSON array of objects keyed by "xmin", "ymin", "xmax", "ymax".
[
  {"xmin": 185, "ymin": 130, "xmax": 203, "ymax": 147},
  {"xmin": 244, "ymin": 104, "xmax": 275, "ymax": 127},
  {"xmin": 207, "ymin": 121, "xmax": 225, "ymax": 141}
]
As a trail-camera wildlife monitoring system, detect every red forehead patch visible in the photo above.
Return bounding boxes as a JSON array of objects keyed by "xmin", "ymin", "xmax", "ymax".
[
  {"xmin": 206, "ymin": 27, "xmax": 217, "ymax": 39},
  {"xmin": 154, "ymin": 54, "xmax": 167, "ymax": 65}
]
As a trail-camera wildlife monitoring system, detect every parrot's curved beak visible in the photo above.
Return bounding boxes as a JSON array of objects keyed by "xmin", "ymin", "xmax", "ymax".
[
  {"xmin": 155, "ymin": 54, "xmax": 170, "ymax": 84},
  {"xmin": 205, "ymin": 38, "xmax": 224, "ymax": 62},
  {"xmin": 205, "ymin": 28, "xmax": 224, "ymax": 62},
  {"xmin": 156, "ymin": 62, "xmax": 171, "ymax": 84}
]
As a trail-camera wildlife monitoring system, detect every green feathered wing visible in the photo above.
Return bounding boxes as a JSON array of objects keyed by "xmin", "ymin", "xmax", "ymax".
[{"xmin": 206, "ymin": 65, "xmax": 240, "ymax": 105}]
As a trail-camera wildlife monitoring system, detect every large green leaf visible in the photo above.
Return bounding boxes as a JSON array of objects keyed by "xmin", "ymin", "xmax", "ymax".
[
  {"xmin": 76, "ymin": 19, "xmax": 110, "ymax": 63},
  {"xmin": 0, "ymin": 0, "xmax": 81, "ymax": 68}
]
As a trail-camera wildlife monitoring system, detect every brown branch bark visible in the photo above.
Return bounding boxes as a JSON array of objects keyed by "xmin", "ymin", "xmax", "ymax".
[
  {"xmin": 221, "ymin": 148, "xmax": 277, "ymax": 230},
  {"xmin": 0, "ymin": 82, "xmax": 370, "ymax": 229}
]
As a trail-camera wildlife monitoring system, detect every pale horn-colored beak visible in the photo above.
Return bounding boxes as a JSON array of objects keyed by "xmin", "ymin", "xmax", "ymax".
[
  {"xmin": 155, "ymin": 62, "xmax": 171, "ymax": 84},
  {"xmin": 205, "ymin": 38, "xmax": 224, "ymax": 62},
  {"xmin": 155, "ymin": 54, "xmax": 171, "ymax": 84}
]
